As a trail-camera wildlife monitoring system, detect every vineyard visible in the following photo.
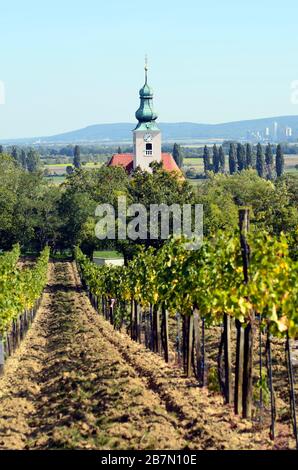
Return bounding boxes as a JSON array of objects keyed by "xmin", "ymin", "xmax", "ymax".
[
  {"xmin": 0, "ymin": 245, "xmax": 49, "ymax": 374},
  {"xmin": 0, "ymin": 214, "xmax": 297, "ymax": 449},
  {"xmin": 74, "ymin": 208, "xmax": 298, "ymax": 448}
]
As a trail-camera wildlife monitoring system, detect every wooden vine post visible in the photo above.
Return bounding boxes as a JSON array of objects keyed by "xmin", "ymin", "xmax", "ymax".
[
  {"xmin": 182, "ymin": 315, "xmax": 194, "ymax": 377},
  {"xmin": 238, "ymin": 207, "xmax": 254, "ymax": 419},
  {"xmin": 266, "ymin": 330, "xmax": 275, "ymax": 439},
  {"xmin": 234, "ymin": 319, "xmax": 244, "ymax": 414},
  {"xmin": 193, "ymin": 308, "xmax": 202, "ymax": 384},
  {"xmin": 286, "ymin": 333, "xmax": 298, "ymax": 449},
  {"xmin": 134, "ymin": 301, "xmax": 141, "ymax": 343},
  {"xmin": 161, "ymin": 304, "xmax": 169, "ymax": 362},
  {"xmin": 153, "ymin": 305, "xmax": 161, "ymax": 354},
  {"xmin": 0, "ymin": 335, "xmax": 4, "ymax": 376},
  {"xmin": 130, "ymin": 299, "xmax": 134, "ymax": 340},
  {"xmin": 223, "ymin": 313, "xmax": 232, "ymax": 403}
]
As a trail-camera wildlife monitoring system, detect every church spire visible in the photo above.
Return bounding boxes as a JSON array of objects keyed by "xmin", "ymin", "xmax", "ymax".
[
  {"xmin": 144, "ymin": 54, "xmax": 148, "ymax": 84},
  {"xmin": 134, "ymin": 59, "xmax": 158, "ymax": 131}
]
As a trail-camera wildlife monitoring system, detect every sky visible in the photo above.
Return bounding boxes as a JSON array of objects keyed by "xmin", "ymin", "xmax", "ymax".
[{"xmin": 0, "ymin": 0, "xmax": 298, "ymax": 139}]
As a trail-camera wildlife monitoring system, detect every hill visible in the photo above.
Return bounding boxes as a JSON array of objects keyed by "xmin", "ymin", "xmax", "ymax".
[{"xmin": 1, "ymin": 115, "xmax": 298, "ymax": 144}]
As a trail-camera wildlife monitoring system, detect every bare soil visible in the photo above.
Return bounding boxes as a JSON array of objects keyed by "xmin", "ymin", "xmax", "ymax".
[{"xmin": 0, "ymin": 262, "xmax": 295, "ymax": 449}]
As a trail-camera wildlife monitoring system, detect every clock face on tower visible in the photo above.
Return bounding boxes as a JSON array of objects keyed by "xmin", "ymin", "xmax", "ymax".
[{"xmin": 143, "ymin": 133, "xmax": 152, "ymax": 142}]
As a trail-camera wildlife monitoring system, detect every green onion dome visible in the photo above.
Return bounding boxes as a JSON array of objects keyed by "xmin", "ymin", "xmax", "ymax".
[{"xmin": 135, "ymin": 76, "xmax": 158, "ymax": 123}]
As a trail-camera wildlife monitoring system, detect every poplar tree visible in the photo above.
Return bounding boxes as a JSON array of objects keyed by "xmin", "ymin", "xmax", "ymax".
[
  {"xmin": 73, "ymin": 145, "xmax": 81, "ymax": 169},
  {"xmin": 228, "ymin": 143, "xmax": 237, "ymax": 174},
  {"xmin": 173, "ymin": 143, "xmax": 183, "ymax": 168},
  {"xmin": 275, "ymin": 144, "xmax": 284, "ymax": 177},
  {"xmin": 237, "ymin": 143, "xmax": 245, "ymax": 171},
  {"xmin": 11, "ymin": 146, "xmax": 18, "ymax": 162},
  {"xmin": 265, "ymin": 143, "xmax": 274, "ymax": 180},
  {"xmin": 20, "ymin": 149, "xmax": 27, "ymax": 169},
  {"xmin": 245, "ymin": 143, "xmax": 253, "ymax": 169},
  {"xmin": 203, "ymin": 145, "xmax": 211, "ymax": 175},
  {"xmin": 27, "ymin": 148, "xmax": 40, "ymax": 172},
  {"xmin": 212, "ymin": 144, "xmax": 220, "ymax": 173},
  {"xmin": 218, "ymin": 146, "xmax": 225, "ymax": 173},
  {"xmin": 256, "ymin": 143, "xmax": 265, "ymax": 178}
]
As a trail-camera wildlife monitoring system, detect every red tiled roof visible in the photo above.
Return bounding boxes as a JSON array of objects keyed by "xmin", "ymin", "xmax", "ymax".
[
  {"xmin": 161, "ymin": 153, "xmax": 181, "ymax": 173},
  {"xmin": 107, "ymin": 153, "xmax": 134, "ymax": 172},
  {"xmin": 107, "ymin": 152, "xmax": 182, "ymax": 176}
]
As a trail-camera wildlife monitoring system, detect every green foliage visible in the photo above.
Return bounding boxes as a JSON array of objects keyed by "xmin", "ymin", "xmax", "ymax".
[
  {"xmin": 237, "ymin": 143, "xmax": 245, "ymax": 171},
  {"xmin": 75, "ymin": 227, "xmax": 298, "ymax": 338},
  {"xmin": 256, "ymin": 143, "xmax": 265, "ymax": 178},
  {"xmin": 265, "ymin": 143, "xmax": 274, "ymax": 180},
  {"xmin": 218, "ymin": 146, "xmax": 225, "ymax": 173},
  {"xmin": 276, "ymin": 144, "xmax": 284, "ymax": 178},
  {"xmin": 73, "ymin": 145, "xmax": 81, "ymax": 169},
  {"xmin": 172, "ymin": 143, "xmax": 183, "ymax": 168},
  {"xmin": 253, "ymin": 370, "xmax": 270, "ymax": 406},
  {"xmin": 195, "ymin": 170, "xmax": 298, "ymax": 237},
  {"xmin": 212, "ymin": 144, "xmax": 220, "ymax": 173},
  {"xmin": 0, "ymin": 246, "xmax": 49, "ymax": 334},
  {"xmin": 203, "ymin": 145, "xmax": 211, "ymax": 174},
  {"xmin": 0, "ymin": 153, "xmax": 61, "ymax": 251},
  {"xmin": 245, "ymin": 143, "xmax": 253, "ymax": 169},
  {"xmin": 229, "ymin": 143, "xmax": 237, "ymax": 174},
  {"xmin": 26, "ymin": 148, "xmax": 40, "ymax": 172},
  {"xmin": 207, "ymin": 366, "xmax": 221, "ymax": 393}
]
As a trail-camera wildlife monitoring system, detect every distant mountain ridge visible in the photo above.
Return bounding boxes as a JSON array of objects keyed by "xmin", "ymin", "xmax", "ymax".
[{"xmin": 1, "ymin": 115, "xmax": 298, "ymax": 144}]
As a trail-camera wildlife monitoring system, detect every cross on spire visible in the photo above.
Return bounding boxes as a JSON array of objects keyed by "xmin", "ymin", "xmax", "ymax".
[{"xmin": 144, "ymin": 54, "xmax": 148, "ymax": 83}]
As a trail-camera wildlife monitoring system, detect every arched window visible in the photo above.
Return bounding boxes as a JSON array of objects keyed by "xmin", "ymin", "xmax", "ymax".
[{"xmin": 145, "ymin": 143, "xmax": 152, "ymax": 156}]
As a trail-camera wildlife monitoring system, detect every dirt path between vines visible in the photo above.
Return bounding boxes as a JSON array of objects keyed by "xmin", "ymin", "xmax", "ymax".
[{"xmin": 0, "ymin": 262, "xmax": 294, "ymax": 450}]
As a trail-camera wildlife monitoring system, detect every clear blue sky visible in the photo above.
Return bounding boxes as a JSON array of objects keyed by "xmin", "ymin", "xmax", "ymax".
[{"xmin": 0, "ymin": 0, "xmax": 298, "ymax": 138}]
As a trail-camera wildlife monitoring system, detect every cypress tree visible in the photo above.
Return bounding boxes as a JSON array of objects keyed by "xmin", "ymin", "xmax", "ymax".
[
  {"xmin": 117, "ymin": 146, "xmax": 122, "ymax": 154},
  {"xmin": 256, "ymin": 143, "xmax": 265, "ymax": 178},
  {"xmin": 212, "ymin": 144, "xmax": 220, "ymax": 173},
  {"xmin": 218, "ymin": 146, "xmax": 225, "ymax": 173},
  {"xmin": 73, "ymin": 145, "xmax": 81, "ymax": 169},
  {"xmin": 203, "ymin": 145, "xmax": 211, "ymax": 174},
  {"xmin": 275, "ymin": 144, "xmax": 284, "ymax": 177},
  {"xmin": 27, "ymin": 148, "xmax": 40, "ymax": 172},
  {"xmin": 20, "ymin": 149, "xmax": 27, "ymax": 169},
  {"xmin": 237, "ymin": 143, "xmax": 245, "ymax": 171},
  {"xmin": 0, "ymin": 145, "xmax": 3, "ymax": 154},
  {"xmin": 245, "ymin": 143, "xmax": 253, "ymax": 169},
  {"xmin": 265, "ymin": 143, "xmax": 274, "ymax": 180},
  {"xmin": 11, "ymin": 146, "xmax": 18, "ymax": 162},
  {"xmin": 173, "ymin": 143, "xmax": 183, "ymax": 168},
  {"xmin": 228, "ymin": 143, "xmax": 237, "ymax": 174}
]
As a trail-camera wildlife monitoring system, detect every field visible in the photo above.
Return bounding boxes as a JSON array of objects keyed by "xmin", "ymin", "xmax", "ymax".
[{"xmin": 0, "ymin": 260, "xmax": 295, "ymax": 450}]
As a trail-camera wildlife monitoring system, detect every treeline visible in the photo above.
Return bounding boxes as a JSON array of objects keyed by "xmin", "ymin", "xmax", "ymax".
[
  {"xmin": 0, "ymin": 150, "xmax": 297, "ymax": 258},
  {"xmin": 0, "ymin": 145, "xmax": 40, "ymax": 172},
  {"xmin": 203, "ymin": 142, "xmax": 285, "ymax": 179}
]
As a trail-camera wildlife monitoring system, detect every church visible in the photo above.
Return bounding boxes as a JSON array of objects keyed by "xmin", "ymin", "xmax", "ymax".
[{"xmin": 107, "ymin": 63, "xmax": 181, "ymax": 175}]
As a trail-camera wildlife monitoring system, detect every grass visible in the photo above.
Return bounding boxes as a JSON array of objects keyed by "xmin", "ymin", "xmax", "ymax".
[
  {"xmin": 45, "ymin": 163, "xmax": 70, "ymax": 168},
  {"xmin": 45, "ymin": 175, "xmax": 66, "ymax": 184},
  {"xmin": 93, "ymin": 250, "xmax": 123, "ymax": 259},
  {"xmin": 44, "ymin": 162, "xmax": 102, "ymax": 169}
]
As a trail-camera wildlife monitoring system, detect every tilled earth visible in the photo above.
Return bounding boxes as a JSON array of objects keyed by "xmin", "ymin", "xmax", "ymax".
[{"xmin": 0, "ymin": 262, "xmax": 295, "ymax": 450}]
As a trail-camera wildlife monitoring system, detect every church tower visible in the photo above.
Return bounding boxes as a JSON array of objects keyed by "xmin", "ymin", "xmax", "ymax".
[{"xmin": 133, "ymin": 60, "xmax": 162, "ymax": 171}]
